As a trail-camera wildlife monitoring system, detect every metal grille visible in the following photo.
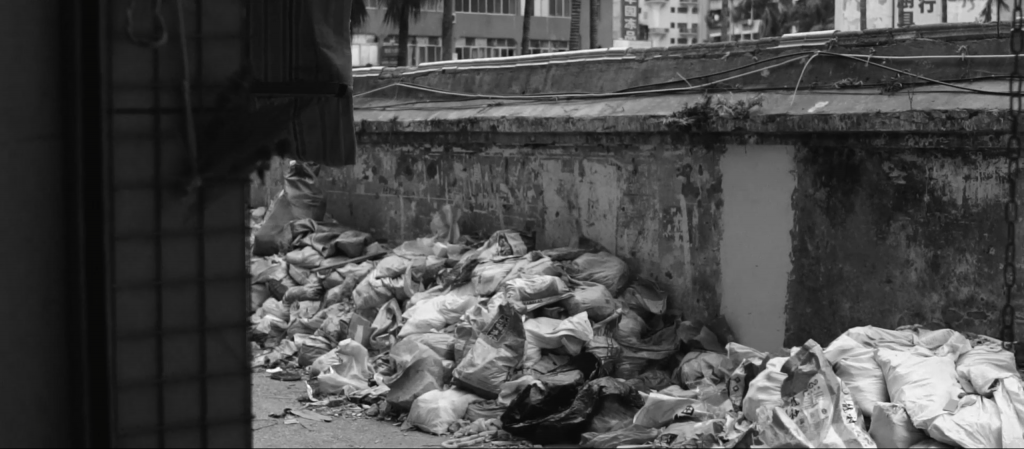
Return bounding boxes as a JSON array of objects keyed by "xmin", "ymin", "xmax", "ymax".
[{"xmin": 107, "ymin": 0, "xmax": 252, "ymax": 446}]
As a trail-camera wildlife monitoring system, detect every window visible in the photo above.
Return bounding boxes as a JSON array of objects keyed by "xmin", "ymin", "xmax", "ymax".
[
  {"xmin": 692, "ymin": 23, "xmax": 699, "ymax": 34},
  {"xmin": 549, "ymin": 0, "xmax": 570, "ymax": 17},
  {"xmin": 670, "ymin": 23, "xmax": 675, "ymax": 28},
  {"xmin": 456, "ymin": 0, "xmax": 515, "ymax": 14},
  {"xmin": 528, "ymin": 39, "xmax": 569, "ymax": 54},
  {"xmin": 456, "ymin": 36, "xmax": 518, "ymax": 59},
  {"xmin": 678, "ymin": 6, "xmax": 687, "ymax": 13},
  {"xmin": 692, "ymin": 5, "xmax": 699, "ymax": 13},
  {"xmin": 671, "ymin": 7, "xmax": 676, "ymax": 12},
  {"xmin": 670, "ymin": 38, "xmax": 675, "ymax": 44},
  {"xmin": 679, "ymin": 23, "xmax": 686, "ymax": 31}
]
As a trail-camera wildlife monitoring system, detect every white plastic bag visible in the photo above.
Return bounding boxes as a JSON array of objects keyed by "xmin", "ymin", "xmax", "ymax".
[
  {"xmin": 407, "ymin": 388, "xmax": 482, "ymax": 435},
  {"xmin": 523, "ymin": 313, "xmax": 594, "ymax": 366},
  {"xmin": 869, "ymin": 402, "xmax": 927, "ymax": 448},
  {"xmin": 314, "ymin": 339, "xmax": 373, "ymax": 393},
  {"xmin": 399, "ymin": 289, "xmax": 478, "ymax": 338},
  {"xmin": 875, "ymin": 348, "xmax": 963, "ymax": 430},
  {"xmin": 633, "ymin": 392, "xmax": 708, "ymax": 429},
  {"xmin": 927, "ymin": 376, "xmax": 1024, "ymax": 449},
  {"xmin": 955, "ymin": 337, "xmax": 1020, "ymax": 396}
]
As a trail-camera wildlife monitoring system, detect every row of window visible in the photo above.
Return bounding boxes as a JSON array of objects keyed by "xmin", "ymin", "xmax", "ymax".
[
  {"xmin": 670, "ymin": 37, "xmax": 697, "ymax": 44},
  {"xmin": 670, "ymin": 6, "xmax": 699, "ymax": 13},
  {"xmin": 670, "ymin": 22, "xmax": 699, "ymax": 33},
  {"xmin": 381, "ymin": 36, "xmax": 569, "ymax": 66},
  {"xmin": 364, "ymin": 0, "xmax": 571, "ymax": 17}
]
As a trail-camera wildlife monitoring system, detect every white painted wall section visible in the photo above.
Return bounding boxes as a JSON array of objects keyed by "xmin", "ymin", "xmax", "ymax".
[{"xmin": 719, "ymin": 145, "xmax": 796, "ymax": 353}]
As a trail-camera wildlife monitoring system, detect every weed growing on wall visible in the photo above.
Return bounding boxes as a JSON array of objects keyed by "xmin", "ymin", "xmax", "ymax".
[{"xmin": 667, "ymin": 94, "xmax": 765, "ymax": 132}]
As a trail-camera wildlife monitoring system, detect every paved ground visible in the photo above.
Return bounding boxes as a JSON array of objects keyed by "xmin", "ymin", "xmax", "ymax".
[{"xmin": 252, "ymin": 374, "xmax": 446, "ymax": 448}]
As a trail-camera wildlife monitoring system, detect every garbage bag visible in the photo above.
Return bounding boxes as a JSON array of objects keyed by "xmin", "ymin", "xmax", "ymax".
[
  {"xmin": 613, "ymin": 308, "xmax": 648, "ymax": 342},
  {"xmin": 313, "ymin": 339, "xmax": 373, "ymax": 393},
  {"xmin": 836, "ymin": 352, "xmax": 889, "ymax": 419},
  {"xmin": 262, "ymin": 298, "xmax": 291, "ymax": 322},
  {"xmin": 407, "ymin": 388, "xmax": 483, "ymax": 435},
  {"xmin": 283, "ymin": 281, "xmax": 324, "ymax": 305},
  {"xmin": 452, "ymin": 299, "xmax": 498, "ymax": 365},
  {"xmin": 580, "ymin": 424, "xmax": 659, "ymax": 449},
  {"xmin": 296, "ymin": 334, "xmax": 334, "ymax": 368},
  {"xmin": 621, "ymin": 278, "xmax": 667, "ymax": 316},
  {"xmin": 614, "ymin": 356, "xmax": 648, "ymax": 379},
  {"xmin": 756, "ymin": 340, "xmax": 876, "ymax": 449},
  {"xmin": 561, "ymin": 281, "xmax": 619, "ymax": 322},
  {"xmin": 472, "ymin": 259, "xmax": 521, "ymax": 297},
  {"xmin": 478, "ymin": 229, "xmax": 530, "ymax": 261},
  {"xmin": 875, "ymin": 348, "xmax": 963, "ymax": 430},
  {"xmin": 399, "ymin": 289, "xmax": 478, "ymax": 338},
  {"xmin": 619, "ymin": 320, "xmax": 681, "ymax": 361},
  {"xmin": 956, "ymin": 336, "xmax": 1020, "ymax": 396},
  {"xmin": 313, "ymin": 304, "xmax": 350, "ymax": 343},
  {"xmin": 585, "ymin": 392, "xmax": 644, "ymax": 434},
  {"xmin": 375, "ymin": 254, "xmax": 414, "ymax": 279},
  {"xmin": 253, "ymin": 162, "xmax": 325, "ymax": 256},
  {"xmin": 352, "ymin": 270, "xmax": 396, "ymax": 313},
  {"xmin": 466, "ymin": 399, "xmax": 507, "ymax": 422},
  {"xmin": 869, "ymin": 402, "xmax": 927, "ymax": 448},
  {"xmin": 368, "ymin": 299, "xmax": 402, "ymax": 351},
  {"xmin": 331, "ymin": 230, "xmax": 371, "ymax": 258},
  {"xmin": 910, "ymin": 439, "xmax": 955, "ymax": 448},
  {"xmin": 503, "ymin": 377, "xmax": 644, "ymax": 444},
  {"xmin": 586, "ymin": 311, "xmax": 623, "ymax": 377},
  {"xmin": 453, "ymin": 303, "xmax": 526, "ymax": 399},
  {"xmin": 383, "ymin": 339, "xmax": 448, "ymax": 411},
  {"xmin": 727, "ymin": 357, "xmax": 767, "ymax": 413},
  {"xmin": 632, "ymin": 392, "xmax": 709, "ymax": 428},
  {"xmin": 523, "ymin": 312, "xmax": 594, "ymax": 366},
  {"xmin": 251, "ymin": 283, "xmax": 272, "ymax": 312},
  {"xmin": 927, "ymin": 376, "xmax": 1024, "ymax": 449},
  {"xmin": 285, "ymin": 246, "xmax": 324, "ymax": 269},
  {"xmin": 566, "ymin": 252, "xmax": 630, "ymax": 295},
  {"xmin": 402, "ymin": 332, "xmax": 456, "ymax": 360},
  {"xmin": 503, "ymin": 274, "xmax": 570, "ymax": 314},
  {"xmin": 678, "ymin": 320, "xmax": 727, "ymax": 354},
  {"xmin": 287, "ymin": 313, "xmax": 325, "ymax": 339},
  {"xmin": 627, "ymin": 369, "xmax": 673, "ymax": 393},
  {"xmin": 674, "ymin": 351, "xmax": 731, "ymax": 389}
]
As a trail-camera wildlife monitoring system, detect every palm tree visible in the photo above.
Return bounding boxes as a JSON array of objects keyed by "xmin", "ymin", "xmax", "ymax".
[
  {"xmin": 590, "ymin": 0, "xmax": 601, "ymax": 48},
  {"xmin": 522, "ymin": 0, "xmax": 534, "ymax": 55},
  {"xmin": 352, "ymin": 0, "xmax": 369, "ymax": 30},
  {"xmin": 977, "ymin": 0, "xmax": 1010, "ymax": 22},
  {"xmin": 442, "ymin": 0, "xmax": 454, "ymax": 60},
  {"xmin": 732, "ymin": 0, "xmax": 786, "ymax": 37},
  {"xmin": 383, "ymin": 0, "xmax": 427, "ymax": 66},
  {"xmin": 787, "ymin": 0, "xmax": 833, "ymax": 32},
  {"xmin": 569, "ymin": 0, "xmax": 582, "ymax": 50}
]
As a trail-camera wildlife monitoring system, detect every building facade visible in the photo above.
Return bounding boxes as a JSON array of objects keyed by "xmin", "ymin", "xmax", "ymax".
[
  {"xmin": 613, "ymin": 0, "xmax": 768, "ymax": 49},
  {"xmin": 354, "ymin": 0, "xmax": 614, "ymax": 66}
]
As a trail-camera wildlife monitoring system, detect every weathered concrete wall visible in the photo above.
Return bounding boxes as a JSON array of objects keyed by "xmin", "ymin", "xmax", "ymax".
[
  {"xmin": 317, "ymin": 143, "xmax": 725, "ymax": 321},
  {"xmin": 786, "ymin": 145, "xmax": 1016, "ymax": 347}
]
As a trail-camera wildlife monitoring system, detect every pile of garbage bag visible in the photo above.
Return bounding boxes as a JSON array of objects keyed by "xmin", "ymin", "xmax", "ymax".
[{"xmin": 248, "ymin": 170, "xmax": 1022, "ymax": 448}]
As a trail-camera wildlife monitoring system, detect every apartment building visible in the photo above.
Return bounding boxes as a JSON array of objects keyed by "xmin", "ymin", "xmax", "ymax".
[
  {"xmin": 613, "ymin": 0, "xmax": 765, "ymax": 48},
  {"xmin": 354, "ymin": 0, "xmax": 614, "ymax": 66}
]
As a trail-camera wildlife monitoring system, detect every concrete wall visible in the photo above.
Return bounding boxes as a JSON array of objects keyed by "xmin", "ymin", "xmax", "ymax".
[
  {"xmin": 0, "ymin": 0, "xmax": 73, "ymax": 446},
  {"xmin": 279, "ymin": 137, "xmax": 1020, "ymax": 351}
]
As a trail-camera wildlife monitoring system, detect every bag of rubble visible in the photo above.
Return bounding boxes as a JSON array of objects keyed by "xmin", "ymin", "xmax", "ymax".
[
  {"xmin": 756, "ymin": 340, "xmax": 876, "ymax": 449},
  {"xmin": 585, "ymin": 310, "xmax": 623, "ymax": 378},
  {"xmin": 407, "ymin": 387, "xmax": 483, "ymax": 435},
  {"xmin": 502, "ymin": 274, "xmax": 570, "ymax": 314},
  {"xmin": 453, "ymin": 303, "xmax": 526, "ymax": 399},
  {"xmin": 399, "ymin": 288, "xmax": 479, "ymax": 338},
  {"xmin": 382, "ymin": 339, "xmax": 451, "ymax": 411},
  {"xmin": 869, "ymin": 402, "xmax": 928, "ymax": 448},
  {"xmin": 523, "ymin": 312, "xmax": 594, "ymax": 368},
  {"xmin": 253, "ymin": 162, "xmax": 325, "ymax": 256},
  {"xmin": 620, "ymin": 278, "xmax": 667, "ymax": 318},
  {"xmin": 313, "ymin": 339, "xmax": 373, "ymax": 394},
  {"xmin": 564, "ymin": 251, "xmax": 630, "ymax": 295},
  {"xmin": 561, "ymin": 281, "xmax": 620, "ymax": 322}
]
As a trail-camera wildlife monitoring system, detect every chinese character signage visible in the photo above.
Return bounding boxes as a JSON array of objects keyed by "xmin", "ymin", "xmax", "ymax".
[
  {"xmin": 622, "ymin": 0, "xmax": 640, "ymax": 40},
  {"xmin": 897, "ymin": 0, "xmax": 943, "ymax": 26}
]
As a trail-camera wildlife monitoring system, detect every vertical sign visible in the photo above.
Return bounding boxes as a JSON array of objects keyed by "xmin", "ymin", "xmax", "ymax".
[{"xmin": 622, "ymin": 0, "xmax": 639, "ymax": 40}]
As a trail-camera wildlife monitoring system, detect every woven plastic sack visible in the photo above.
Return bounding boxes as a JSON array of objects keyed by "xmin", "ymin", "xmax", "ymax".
[
  {"xmin": 875, "ymin": 348, "xmax": 963, "ymax": 430},
  {"xmin": 837, "ymin": 352, "xmax": 889, "ymax": 418},
  {"xmin": 253, "ymin": 162, "xmax": 325, "ymax": 256},
  {"xmin": 503, "ymin": 274, "xmax": 570, "ymax": 314},
  {"xmin": 561, "ymin": 281, "xmax": 619, "ymax": 322},
  {"xmin": 869, "ymin": 402, "xmax": 927, "ymax": 448},
  {"xmin": 313, "ymin": 339, "xmax": 372, "ymax": 393},
  {"xmin": 756, "ymin": 340, "xmax": 876, "ymax": 449},
  {"xmin": 453, "ymin": 303, "xmax": 526, "ymax": 399},
  {"xmin": 383, "ymin": 340, "xmax": 447, "ymax": 411}
]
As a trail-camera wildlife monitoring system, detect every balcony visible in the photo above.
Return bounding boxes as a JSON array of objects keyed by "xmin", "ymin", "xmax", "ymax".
[{"xmin": 650, "ymin": 26, "xmax": 670, "ymax": 34}]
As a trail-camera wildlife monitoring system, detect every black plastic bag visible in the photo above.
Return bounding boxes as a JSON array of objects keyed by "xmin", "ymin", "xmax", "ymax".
[
  {"xmin": 503, "ymin": 377, "xmax": 645, "ymax": 445},
  {"xmin": 501, "ymin": 371, "xmax": 585, "ymax": 427}
]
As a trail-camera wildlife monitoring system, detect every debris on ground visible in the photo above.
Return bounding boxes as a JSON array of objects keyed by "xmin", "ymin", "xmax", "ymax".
[{"xmin": 249, "ymin": 164, "xmax": 1023, "ymax": 447}]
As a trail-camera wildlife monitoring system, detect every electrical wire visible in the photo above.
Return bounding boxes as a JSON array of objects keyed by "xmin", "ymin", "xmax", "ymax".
[{"xmin": 355, "ymin": 50, "xmax": 1018, "ymax": 111}]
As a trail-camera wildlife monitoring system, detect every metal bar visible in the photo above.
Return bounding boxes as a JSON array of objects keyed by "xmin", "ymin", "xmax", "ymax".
[
  {"xmin": 104, "ymin": 1, "xmax": 121, "ymax": 445},
  {"xmin": 152, "ymin": 33, "xmax": 167, "ymax": 449},
  {"xmin": 250, "ymin": 81, "xmax": 349, "ymax": 96},
  {"xmin": 194, "ymin": 2, "xmax": 210, "ymax": 444},
  {"xmin": 116, "ymin": 416, "xmax": 253, "ymax": 438},
  {"xmin": 113, "ymin": 275, "xmax": 249, "ymax": 291},
  {"xmin": 114, "ymin": 227, "xmax": 251, "ymax": 241},
  {"xmin": 116, "ymin": 322, "xmax": 254, "ymax": 340},
  {"xmin": 113, "ymin": 107, "xmax": 219, "ymax": 114}
]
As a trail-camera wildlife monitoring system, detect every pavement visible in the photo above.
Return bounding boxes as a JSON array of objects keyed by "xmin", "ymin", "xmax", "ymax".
[{"xmin": 252, "ymin": 373, "xmax": 446, "ymax": 448}]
